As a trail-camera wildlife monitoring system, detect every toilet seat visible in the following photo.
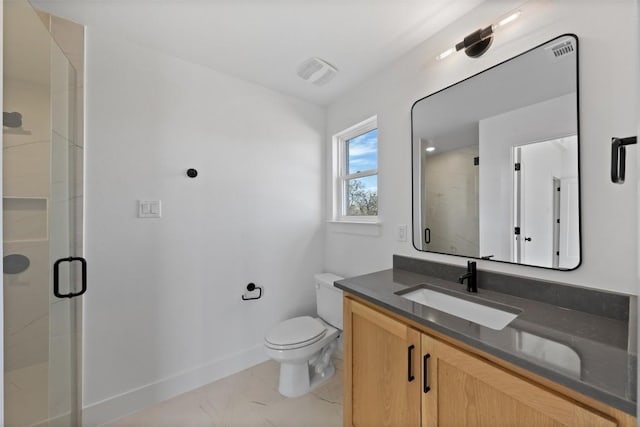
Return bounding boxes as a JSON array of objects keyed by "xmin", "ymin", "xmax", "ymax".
[{"xmin": 265, "ymin": 316, "xmax": 327, "ymax": 350}]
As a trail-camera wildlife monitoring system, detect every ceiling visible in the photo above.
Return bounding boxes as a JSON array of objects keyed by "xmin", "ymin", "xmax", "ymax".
[{"xmin": 30, "ymin": 0, "xmax": 485, "ymax": 106}]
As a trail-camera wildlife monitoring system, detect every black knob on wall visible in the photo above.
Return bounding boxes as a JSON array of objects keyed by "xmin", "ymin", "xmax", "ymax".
[{"xmin": 186, "ymin": 168, "xmax": 198, "ymax": 178}]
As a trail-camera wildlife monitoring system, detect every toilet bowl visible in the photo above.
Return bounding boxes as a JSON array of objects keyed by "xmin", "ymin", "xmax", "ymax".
[{"xmin": 264, "ymin": 273, "xmax": 343, "ymax": 398}]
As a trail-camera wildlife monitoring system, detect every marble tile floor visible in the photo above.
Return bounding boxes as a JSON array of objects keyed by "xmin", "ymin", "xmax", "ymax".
[
  {"xmin": 107, "ymin": 359, "xmax": 343, "ymax": 427},
  {"xmin": 4, "ymin": 362, "xmax": 49, "ymax": 427}
]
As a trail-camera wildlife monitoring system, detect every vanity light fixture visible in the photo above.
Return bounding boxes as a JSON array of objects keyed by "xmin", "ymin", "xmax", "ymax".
[{"xmin": 437, "ymin": 10, "xmax": 521, "ymax": 60}]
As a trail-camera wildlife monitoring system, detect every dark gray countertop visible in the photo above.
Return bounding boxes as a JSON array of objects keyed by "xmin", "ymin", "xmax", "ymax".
[{"xmin": 335, "ymin": 268, "xmax": 636, "ymax": 415}]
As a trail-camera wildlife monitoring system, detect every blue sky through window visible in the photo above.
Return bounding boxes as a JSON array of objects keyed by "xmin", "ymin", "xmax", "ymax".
[
  {"xmin": 347, "ymin": 129, "xmax": 378, "ymax": 175},
  {"xmin": 356, "ymin": 175, "xmax": 377, "ymax": 193}
]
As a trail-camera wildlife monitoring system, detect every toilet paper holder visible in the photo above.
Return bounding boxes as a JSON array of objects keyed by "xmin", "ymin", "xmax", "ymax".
[{"xmin": 242, "ymin": 282, "xmax": 263, "ymax": 301}]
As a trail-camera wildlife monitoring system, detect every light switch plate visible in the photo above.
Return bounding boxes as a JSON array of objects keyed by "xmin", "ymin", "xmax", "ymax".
[
  {"xmin": 397, "ymin": 224, "xmax": 407, "ymax": 242},
  {"xmin": 139, "ymin": 200, "xmax": 161, "ymax": 218}
]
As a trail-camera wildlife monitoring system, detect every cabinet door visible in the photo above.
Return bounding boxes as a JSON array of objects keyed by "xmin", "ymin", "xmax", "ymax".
[
  {"xmin": 421, "ymin": 334, "xmax": 617, "ymax": 427},
  {"xmin": 344, "ymin": 298, "xmax": 421, "ymax": 427}
]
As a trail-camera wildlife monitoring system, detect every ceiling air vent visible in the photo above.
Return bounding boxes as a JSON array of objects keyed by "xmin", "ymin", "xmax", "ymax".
[
  {"xmin": 297, "ymin": 57, "xmax": 338, "ymax": 86},
  {"xmin": 546, "ymin": 39, "xmax": 575, "ymax": 59}
]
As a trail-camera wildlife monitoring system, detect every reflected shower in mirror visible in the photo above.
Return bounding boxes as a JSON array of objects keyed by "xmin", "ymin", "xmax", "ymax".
[{"xmin": 412, "ymin": 35, "xmax": 580, "ymax": 270}]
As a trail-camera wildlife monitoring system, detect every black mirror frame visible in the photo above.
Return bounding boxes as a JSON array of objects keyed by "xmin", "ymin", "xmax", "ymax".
[{"xmin": 410, "ymin": 34, "xmax": 582, "ymax": 272}]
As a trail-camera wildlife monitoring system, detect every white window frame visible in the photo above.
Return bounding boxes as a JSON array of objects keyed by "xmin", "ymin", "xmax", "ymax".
[{"xmin": 332, "ymin": 116, "xmax": 379, "ymax": 223}]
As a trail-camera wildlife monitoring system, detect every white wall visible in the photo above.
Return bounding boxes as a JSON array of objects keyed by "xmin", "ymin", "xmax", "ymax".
[
  {"xmin": 636, "ymin": 0, "xmax": 640, "ymax": 419},
  {"xmin": 326, "ymin": 0, "xmax": 639, "ymax": 295},
  {"xmin": 1, "ymin": 2, "xmax": 5, "ymax": 423},
  {"xmin": 83, "ymin": 29, "xmax": 326, "ymax": 424}
]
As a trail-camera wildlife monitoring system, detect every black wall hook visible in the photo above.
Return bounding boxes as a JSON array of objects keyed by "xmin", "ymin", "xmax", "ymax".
[
  {"xmin": 611, "ymin": 136, "xmax": 637, "ymax": 184},
  {"xmin": 242, "ymin": 282, "xmax": 263, "ymax": 301},
  {"xmin": 186, "ymin": 168, "xmax": 198, "ymax": 178}
]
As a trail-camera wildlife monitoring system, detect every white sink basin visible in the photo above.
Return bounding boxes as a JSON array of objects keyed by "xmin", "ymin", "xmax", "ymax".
[{"xmin": 398, "ymin": 286, "xmax": 519, "ymax": 330}]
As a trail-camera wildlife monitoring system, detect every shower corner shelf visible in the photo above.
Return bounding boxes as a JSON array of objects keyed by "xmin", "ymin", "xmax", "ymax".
[
  {"xmin": 3, "ymin": 196, "xmax": 49, "ymax": 242},
  {"xmin": 3, "ymin": 128, "xmax": 33, "ymax": 136}
]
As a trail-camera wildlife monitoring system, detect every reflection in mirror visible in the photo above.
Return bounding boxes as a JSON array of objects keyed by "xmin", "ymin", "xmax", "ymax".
[
  {"xmin": 516, "ymin": 330, "xmax": 580, "ymax": 377},
  {"xmin": 512, "ymin": 136, "xmax": 579, "ymax": 268},
  {"xmin": 412, "ymin": 35, "xmax": 580, "ymax": 270}
]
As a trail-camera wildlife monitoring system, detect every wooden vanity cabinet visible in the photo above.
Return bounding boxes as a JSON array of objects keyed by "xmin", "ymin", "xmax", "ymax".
[
  {"xmin": 344, "ymin": 296, "xmax": 632, "ymax": 427},
  {"xmin": 343, "ymin": 295, "xmax": 421, "ymax": 426},
  {"xmin": 421, "ymin": 334, "xmax": 615, "ymax": 426}
]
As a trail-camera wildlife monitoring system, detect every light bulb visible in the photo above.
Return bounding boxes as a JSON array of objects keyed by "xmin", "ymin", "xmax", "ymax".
[
  {"xmin": 496, "ymin": 10, "xmax": 521, "ymax": 28},
  {"xmin": 426, "ymin": 147, "xmax": 436, "ymax": 152},
  {"xmin": 436, "ymin": 47, "xmax": 456, "ymax": 61}
]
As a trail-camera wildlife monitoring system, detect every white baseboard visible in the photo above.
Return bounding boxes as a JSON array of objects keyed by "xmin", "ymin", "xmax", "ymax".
[{"xmin": 82, "ymin": 345, "xmax": 269, "ymax": 427}]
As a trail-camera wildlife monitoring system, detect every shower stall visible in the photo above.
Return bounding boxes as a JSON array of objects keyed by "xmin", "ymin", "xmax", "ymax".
[{"xmin": 3, "ymin": 0, "xmax": 84, "ymax": 425}]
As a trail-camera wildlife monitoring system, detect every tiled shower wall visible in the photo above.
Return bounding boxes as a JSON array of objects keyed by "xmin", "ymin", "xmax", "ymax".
[
  {"xmin": 3, "ymin": 72, "xmax": 51, "ymax": 371},
  {"xmin": 3, "ymin": 9, "xmax": 83, "ymax": 374}
]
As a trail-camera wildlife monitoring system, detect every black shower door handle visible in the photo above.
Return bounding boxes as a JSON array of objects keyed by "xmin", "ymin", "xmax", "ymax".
[
  {"xmin": 424, "ymin": 228, "xmax": 431, "ymax": 244},
  {"xmin": 53, "ymin": 257, "xmax": 87, "ymax": 298}
]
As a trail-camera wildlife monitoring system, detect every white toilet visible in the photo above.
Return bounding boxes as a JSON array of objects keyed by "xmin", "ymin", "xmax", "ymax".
[{"xmin": 264, "ymin": 273, "xmax": 343, "ymax": 398}]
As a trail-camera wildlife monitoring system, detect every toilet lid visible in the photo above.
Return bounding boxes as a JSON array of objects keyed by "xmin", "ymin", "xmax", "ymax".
[{"xmin": 265, "ymin": 316, "xmax": 327, "ymax": 348}]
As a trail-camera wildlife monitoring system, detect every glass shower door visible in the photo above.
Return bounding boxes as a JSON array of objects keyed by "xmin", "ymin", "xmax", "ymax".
[
  {"xmin": 48, "ymin": 22, "xmax": 82, "ymax": 427},
  {"xmin": 3, "ymin": 0, "xmax": 83, "ymax": 425}
]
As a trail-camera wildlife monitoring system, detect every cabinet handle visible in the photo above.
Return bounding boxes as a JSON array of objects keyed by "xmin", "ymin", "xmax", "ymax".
[
  {"xmin": 423, "ymin": 353, "xmax": 431, "ymax": 393},
  {"xmin": 407, "ymin": 345, "xmax": 415, "ymax": 382}
]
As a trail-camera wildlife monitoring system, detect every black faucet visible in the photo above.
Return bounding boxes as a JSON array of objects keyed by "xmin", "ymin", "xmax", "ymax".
[{"xmin": 458, "ymin": 261, "xmax": 477, "ymax": 293}]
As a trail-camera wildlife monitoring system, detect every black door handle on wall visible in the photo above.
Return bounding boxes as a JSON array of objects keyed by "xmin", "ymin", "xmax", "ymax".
[
  {"xmin": 53, "ymin": 257, "xmax": 87, "ymax": 298},
  {"xmin": 611, "ymin": 136, "xmax": 637, "ymax": 184},
  {"xmin": 407, "ymin": 345, "xmax": 415, "ymax": 382},
  {"xmin": 424, "ymin": 228, "xmax": 431, "ymax": 244},
  {"xmin": 423, "ymin": 353, "xmax": 431, "ymax": 393}
]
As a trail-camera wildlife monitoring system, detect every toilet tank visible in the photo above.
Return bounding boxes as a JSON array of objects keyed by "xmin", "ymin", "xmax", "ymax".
[{"xmin": 314, "ymin": 273, "xmax": 344, "ymax": 329}]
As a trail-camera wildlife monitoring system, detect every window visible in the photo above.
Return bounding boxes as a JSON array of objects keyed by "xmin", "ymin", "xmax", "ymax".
[{"xmin": 333, "ymin": 116, "xmax": 378, "ymax": 222}]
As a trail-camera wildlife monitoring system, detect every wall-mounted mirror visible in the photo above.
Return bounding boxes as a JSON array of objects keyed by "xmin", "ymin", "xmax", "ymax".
[{"xmin": 412, "ymin": 34, "xmax": 580, "ymax": 270}]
